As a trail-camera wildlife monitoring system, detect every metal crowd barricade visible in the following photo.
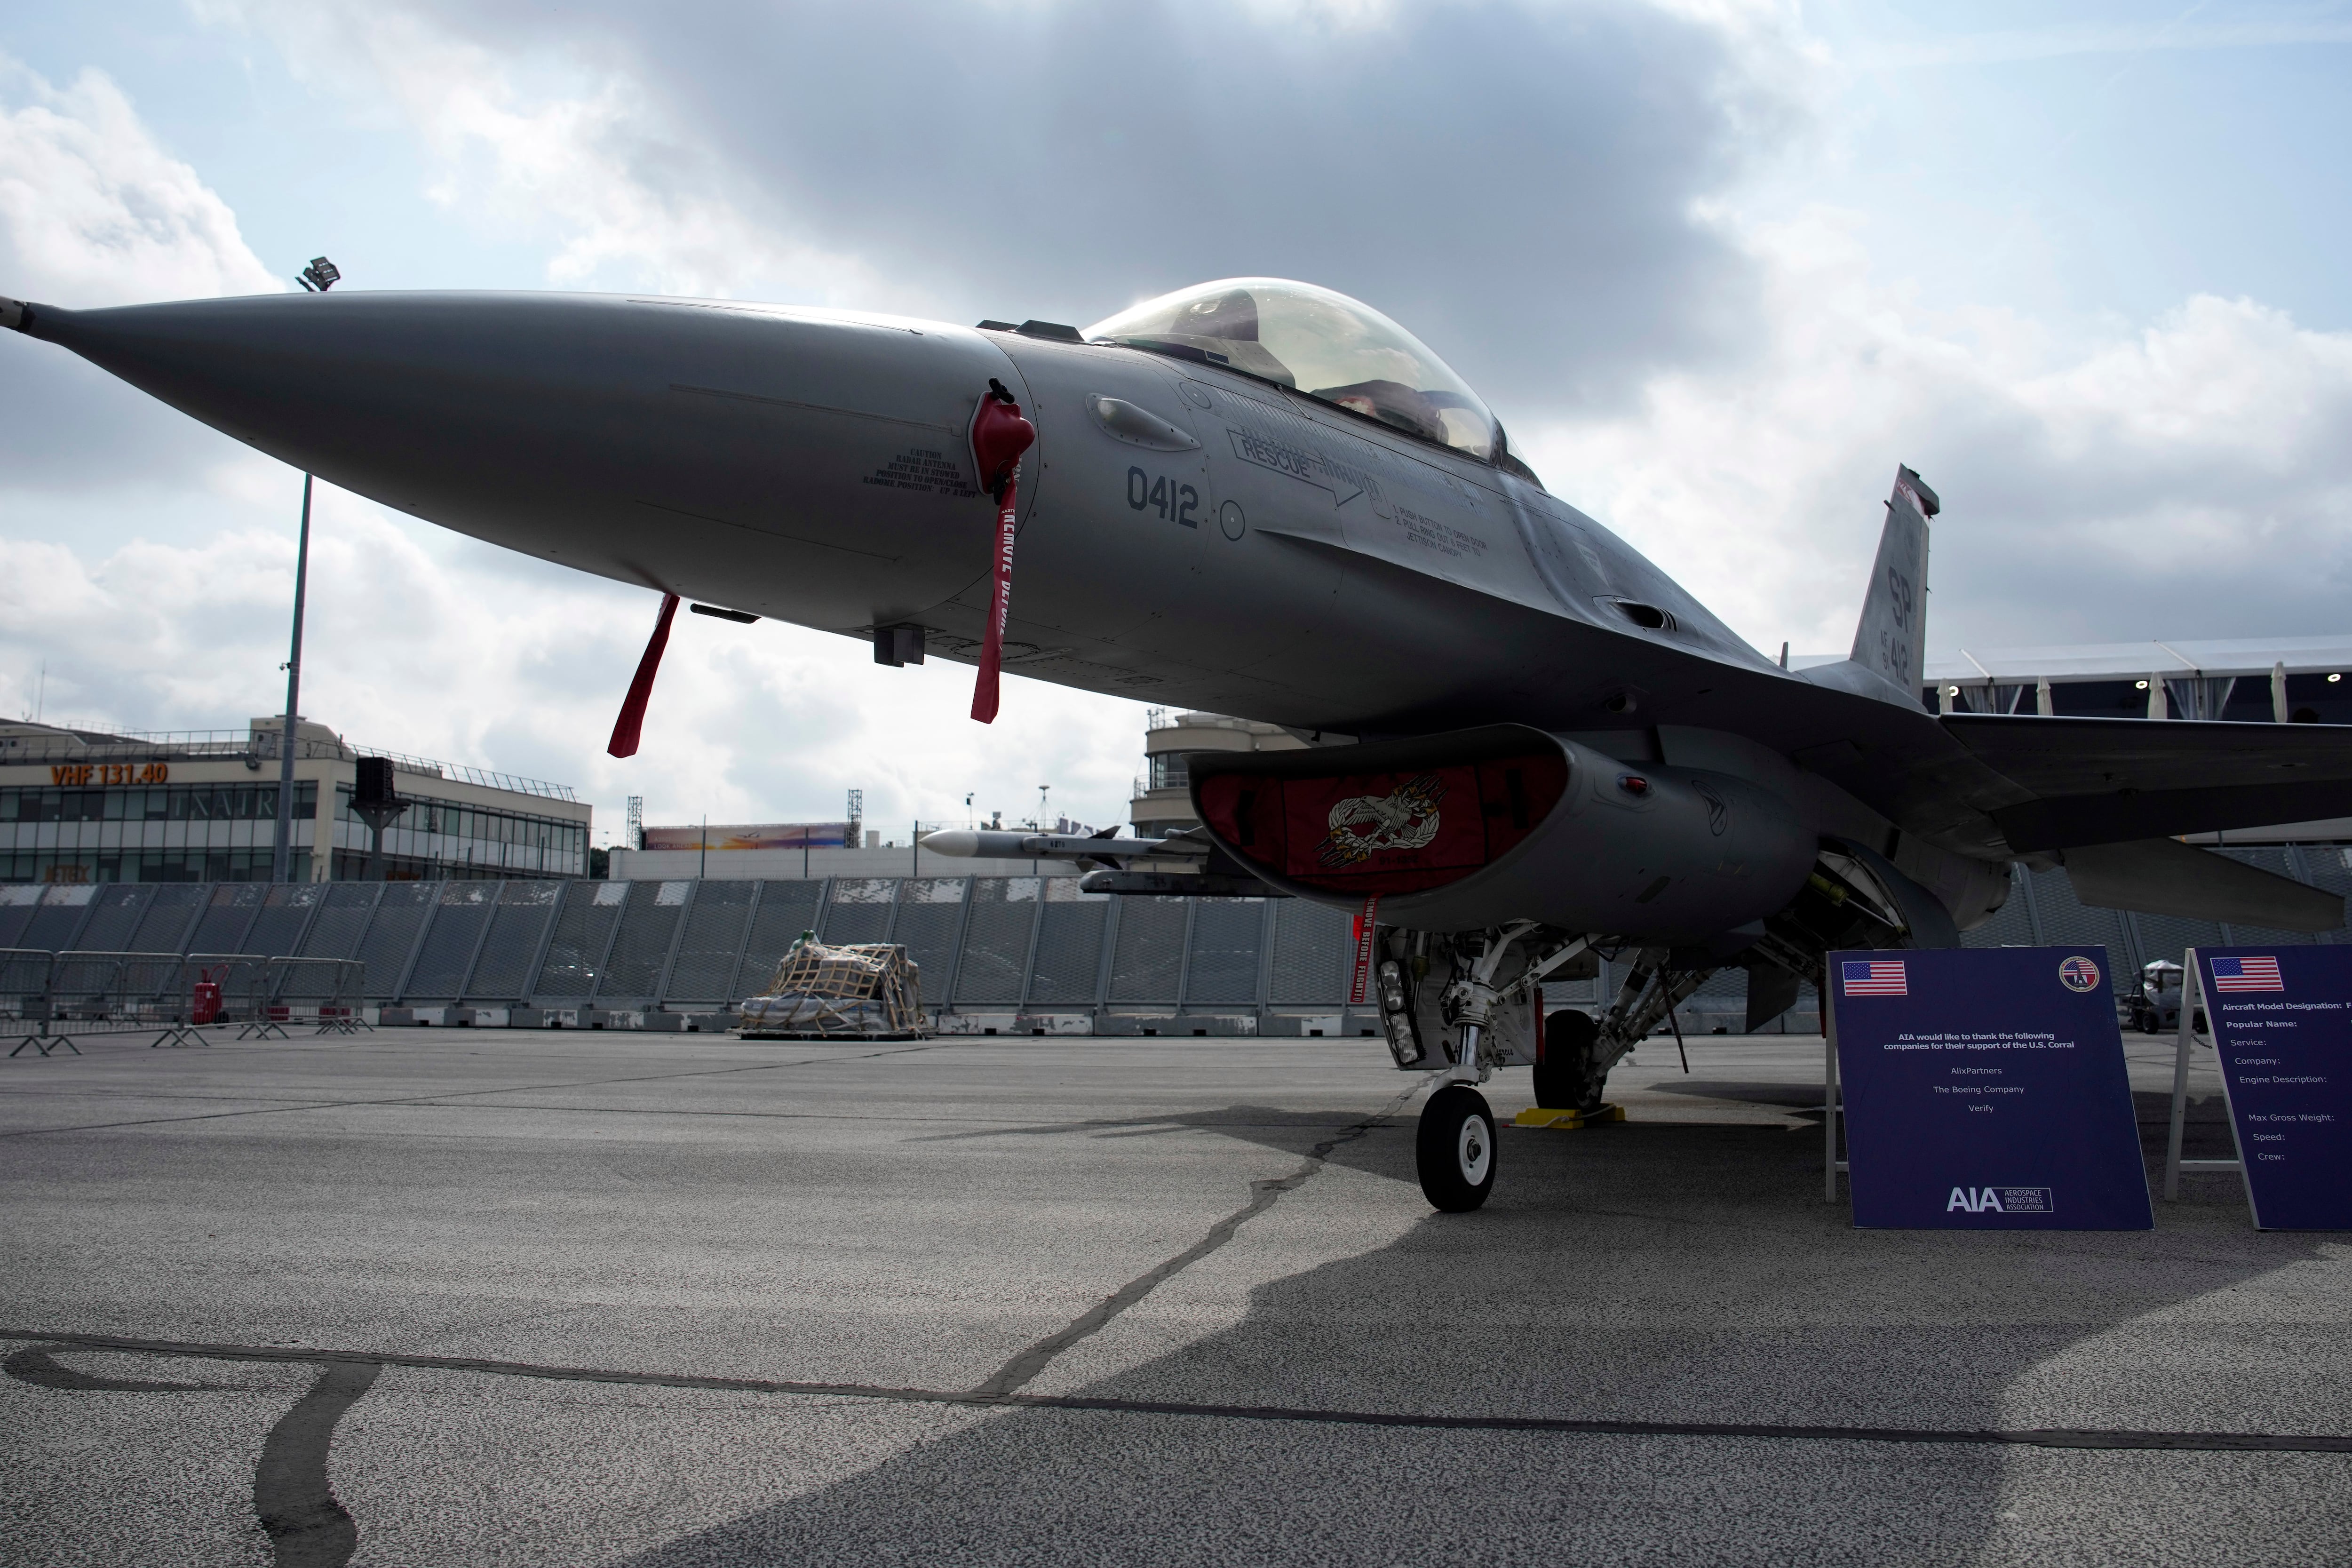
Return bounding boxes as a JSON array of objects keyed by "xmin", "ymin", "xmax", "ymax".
[
  {"xmin": 158, "ymin": 953, "xmax": 261, "ymax": 1047},
  {"xmin": 4, "ymin": 951, "xmax": 219, "ymax": 1052},
  {"xmin": 3, "ymin": 950, "xmax": 372, "ymax": 1054},
  {"xmin": 174, "ymin": 953, "xmax": 269, "ymax": 1041},
  {"xmin": 50, "ymin": 950, "xmax": 126, "ymax": 1024},
  {"xmin": 321, "ymin": 957, "xmax": 367, "ymax": 1034},
  {"xmin": 3, "ymin": 947, "xmax": 70, "ymax": 1057},
  {"xmin": 254, "ymin": 956, "xmax": 368, "ymax": 1036},
  {"xmin": 117, "ymin": 953, "xmax": 193, "ymax": 1047}
]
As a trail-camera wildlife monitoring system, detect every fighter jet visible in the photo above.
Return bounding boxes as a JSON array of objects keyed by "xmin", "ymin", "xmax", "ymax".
[{"xmin": 10, "ymin": 277, "xmax": 2351, "ymax": 1211}]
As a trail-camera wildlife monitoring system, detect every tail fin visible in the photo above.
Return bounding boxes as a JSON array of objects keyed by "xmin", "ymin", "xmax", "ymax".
[{"xmin": 1847, "ymin": 465, "xmax": 1937, "ymax": 697}]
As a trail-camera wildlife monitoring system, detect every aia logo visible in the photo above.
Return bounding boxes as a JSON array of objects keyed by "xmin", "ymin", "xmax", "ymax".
[{"xmin": 1948, "ymin": 1186, "xmax": 2052, "ymax": 1214}]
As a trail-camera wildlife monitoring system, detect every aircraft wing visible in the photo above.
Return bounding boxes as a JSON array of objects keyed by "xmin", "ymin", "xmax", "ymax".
[{"xmin": 1939, "ymin": 714, "xmax": 2352, "ymax": 850}]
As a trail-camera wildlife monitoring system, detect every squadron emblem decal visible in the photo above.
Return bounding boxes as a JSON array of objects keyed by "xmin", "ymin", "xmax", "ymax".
[{"xmin": 1318, "ymin": 774, "xmax": 1447, "ymax": 868}]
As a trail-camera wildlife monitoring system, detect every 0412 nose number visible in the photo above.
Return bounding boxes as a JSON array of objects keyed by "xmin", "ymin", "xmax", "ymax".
[{"xmin": 1127, "ymin": 467, "xmax": 1200, "ymax": 528}]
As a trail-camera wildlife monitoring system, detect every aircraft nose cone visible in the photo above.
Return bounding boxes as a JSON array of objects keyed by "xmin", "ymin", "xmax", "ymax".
[
  {"xmin": 18, "ymin": 293, "xmax": 404, "ymax": 473},
  {"xmin": 13, "ymin": 290, "xmax": 1033, "ymax": 625}
]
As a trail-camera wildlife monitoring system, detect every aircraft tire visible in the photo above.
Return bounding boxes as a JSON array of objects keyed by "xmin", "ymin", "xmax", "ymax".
[
  {"xmin": 1417, "ymin": 1084, "xmax": 1496, "ymax": 1212},
  {"xmin": 1535, "ymin": 1009, "xmax": 1603, "ymax": 1111}
]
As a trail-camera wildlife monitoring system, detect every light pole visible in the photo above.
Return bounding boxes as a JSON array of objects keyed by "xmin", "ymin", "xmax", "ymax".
[
  {"xmin": 269, "ymin": 470, "xmax": 316, "ymax": 883},
  {"xmin": 271, "ymin": 256, "xmax": 340, "ymax": 883}
]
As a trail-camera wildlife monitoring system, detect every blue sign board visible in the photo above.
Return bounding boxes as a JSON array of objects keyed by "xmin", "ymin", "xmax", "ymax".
[
  {"xmin": 2195, "ymin": 947, "xmax": 2352, "ymax": 1230},
  {"xmin": 1832, "ymin": 946, "xmax": 2153, "ymax": 1229}
]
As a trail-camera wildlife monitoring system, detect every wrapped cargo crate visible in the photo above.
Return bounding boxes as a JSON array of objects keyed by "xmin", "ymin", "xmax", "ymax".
[{"xmin": 736, "ymin": 939, "xmax": 925, "ymax": 1039}]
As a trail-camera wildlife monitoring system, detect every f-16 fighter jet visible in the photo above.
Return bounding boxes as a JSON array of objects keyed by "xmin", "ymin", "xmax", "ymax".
[{"xmin": 10, "ymin": 277, "xmax": 2350, "ymax": 1210}]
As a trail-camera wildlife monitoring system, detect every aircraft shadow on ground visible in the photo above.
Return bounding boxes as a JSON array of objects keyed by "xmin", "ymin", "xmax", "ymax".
[
  {"xmin": 619, "ymin": 1090, "xmax": 2334, "ymax": 1566},
  {"xmin": 903, "ymin": 1104, "xmax": 1423, "ymax": 1170},
  {"xmin": 1643, "ymin": 1080, "xmax": 2246, "ymax": 1162}
]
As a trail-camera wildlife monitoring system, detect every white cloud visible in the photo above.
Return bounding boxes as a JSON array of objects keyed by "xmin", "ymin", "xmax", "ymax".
[
  {"xmin": 1849, "ymin": 16, "xmax": 2352, "ymax": 72},
  {"xmin": 193, "ymin": 0, "xmax": 1807, "ymax": 411},
  {"xmin": 11, "ymin": 0, "xmax": 2350, "ymax": 855},
  {"xmin": 190, "ymin": 0, "xmax": 888, "ymax": 306},
  {"xmin": 0, "ymin": 56, "xmax": 285, "ymax": 494},
  {"xmin": 0, "ymin": 56, "xmax": 280, "ymax": 305},
  {"xmin": 1523, "ymin": 207, "xmax": 2352, "ymax": 660},
  {"xmin": 0, "ymin": 486, "xmax": 1152, "ymax": 836},
  {"xmin": 0, "ymin": 25, "xmax": 1144, "ymax": 839}
]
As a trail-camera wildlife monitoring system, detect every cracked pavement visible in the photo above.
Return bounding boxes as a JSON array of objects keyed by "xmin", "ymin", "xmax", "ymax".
[{"xmin": 2, "ymin": 1027, "xmax": 2346, "ymax": 1566}]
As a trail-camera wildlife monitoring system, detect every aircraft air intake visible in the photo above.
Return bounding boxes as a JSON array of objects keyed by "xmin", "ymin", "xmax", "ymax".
[{"xmin": 1190, "ymin": 726, "xmax": 1817, "ymax": 940}]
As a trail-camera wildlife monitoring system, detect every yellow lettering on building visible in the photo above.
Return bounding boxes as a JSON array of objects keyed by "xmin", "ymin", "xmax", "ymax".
[{"xmin": 45, "ymin": 763, "xmax": 166, "ymax": 786}]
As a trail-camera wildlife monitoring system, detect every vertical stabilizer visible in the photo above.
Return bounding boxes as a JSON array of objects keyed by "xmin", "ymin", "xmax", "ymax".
[{"xmin": 1848, "ymin": 465, "xmax": 1936, "ymax": 697}]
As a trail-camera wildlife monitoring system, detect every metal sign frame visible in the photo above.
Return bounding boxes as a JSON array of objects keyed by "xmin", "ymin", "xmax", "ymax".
[{"xmin": 2165, "ymin": 946, "xmax": 2352, "ymax": 1229}]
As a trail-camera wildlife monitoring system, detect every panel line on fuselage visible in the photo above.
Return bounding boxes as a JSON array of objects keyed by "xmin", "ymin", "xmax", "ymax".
[
  {"xmin": 668, "ymin": 382, "xmax": 961, "ymax": 436},
  {"xmin": 630, "ymin": 498, "xmax": 905, "ymax": 562}
]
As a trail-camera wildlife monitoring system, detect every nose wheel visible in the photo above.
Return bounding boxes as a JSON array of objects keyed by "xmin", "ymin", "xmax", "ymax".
[{"xmin": 1416, "ymin": 1084, "xmax": 1497, "ymax": 1211}]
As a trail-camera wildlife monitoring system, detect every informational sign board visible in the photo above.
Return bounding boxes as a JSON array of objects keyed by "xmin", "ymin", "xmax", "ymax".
[
  {"xmin": 2192, "ymin": 947, "xmax": 2352, "ymax": 1230},
  {"xmin": 1831, "ymin": 946, "xmax": 2153, "ymax": 1230}
]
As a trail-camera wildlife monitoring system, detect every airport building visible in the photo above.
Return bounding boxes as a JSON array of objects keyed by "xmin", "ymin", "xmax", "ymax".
[
  {"xmin": 0, "ymin": 718, "xmax": 592, "ymax": 885},
  {"xmin": 1919, "ymin": 633, "xmax": 2352, "ymax": 725},
  {"xmin": 1130, "ymin": 709, "xmax": 1310, "ymax": 837},
  {"xmin": 1913, "ymin": 634, "xmax": 2352, "ymax": 840}
]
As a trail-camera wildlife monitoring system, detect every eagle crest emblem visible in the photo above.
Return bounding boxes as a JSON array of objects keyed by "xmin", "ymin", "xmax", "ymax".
[{"xmin": 1318, "ymin": 774, "xmax": 1447, "ymax": 868}]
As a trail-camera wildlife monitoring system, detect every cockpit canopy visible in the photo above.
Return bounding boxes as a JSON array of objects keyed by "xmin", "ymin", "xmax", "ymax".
[{"xmin": 1085, "ymin": 279, "xmax": 1499, "ymax": 462}]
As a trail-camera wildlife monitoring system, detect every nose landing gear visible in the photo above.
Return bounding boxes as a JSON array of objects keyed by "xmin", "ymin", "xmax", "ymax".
[
  {"xmin": 1404, "ymin": 922, "xmax": 1586, "ymax": 1213},
  {"xmin": 1416, "ymin": 1083, "xmax": 1497, "ymax": 1211}
]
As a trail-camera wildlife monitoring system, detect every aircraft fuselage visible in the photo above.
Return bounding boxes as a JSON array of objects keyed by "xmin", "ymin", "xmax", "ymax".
[{"xmin": 13, "ymin": 287, "xmax": 2014, "ymax": 896}]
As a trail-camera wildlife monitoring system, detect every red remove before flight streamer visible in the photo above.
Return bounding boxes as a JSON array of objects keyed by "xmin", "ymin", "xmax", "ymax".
[{"xmin": 968, "ymin": 379, "xmax": 1035, "ymax": 724}]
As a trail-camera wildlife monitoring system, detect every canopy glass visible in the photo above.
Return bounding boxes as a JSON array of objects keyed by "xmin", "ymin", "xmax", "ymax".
[{"xmin": 1086, "ymin": 279, "xmax": 1497, "ymax": 461}]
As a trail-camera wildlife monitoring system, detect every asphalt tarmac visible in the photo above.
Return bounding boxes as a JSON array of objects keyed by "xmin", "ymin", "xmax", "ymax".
[{"xmin": 2, "ymin": 1024, "xmax": 2345, "ymax": 1566}]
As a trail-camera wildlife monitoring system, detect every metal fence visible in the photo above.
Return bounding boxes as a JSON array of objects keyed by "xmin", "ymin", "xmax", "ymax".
[
  {"xmin": 3, "ymin": 846, "xmax": 2347, "ymax": 1034},
  {"xmin": 2, "ymin": 948, "xmax": 366, "ymax": 1054},
  {"xmin": 0, "ymin": 876, "xmax": 1379, "ymax": 1031}
]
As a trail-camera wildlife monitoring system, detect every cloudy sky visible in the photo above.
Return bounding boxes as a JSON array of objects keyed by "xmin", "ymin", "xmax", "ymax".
[{"xmin": 4, "ymin": 0, "xmax": 2349, "ymax": 840}]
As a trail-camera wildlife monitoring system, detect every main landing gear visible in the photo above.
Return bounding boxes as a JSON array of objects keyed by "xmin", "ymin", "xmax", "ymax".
[{"xmin": 1532, "ymin": 1008, "xmax": 1601, "ymax": 1113}]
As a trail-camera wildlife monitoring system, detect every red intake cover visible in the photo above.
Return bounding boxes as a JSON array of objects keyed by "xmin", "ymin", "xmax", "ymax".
[{"xmin": 1198, "ymin": 753, "xmax": 1567, "ymax": 895}]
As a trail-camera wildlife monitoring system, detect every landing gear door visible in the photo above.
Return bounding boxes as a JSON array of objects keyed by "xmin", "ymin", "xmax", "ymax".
[
  {"xmin": 1484, "ymin": 991, "xmax": 1539, "ymax": 1067},
  {"xmin": 1382, "ymin": 939, "xmax": 1540, "ymax": 1070}
]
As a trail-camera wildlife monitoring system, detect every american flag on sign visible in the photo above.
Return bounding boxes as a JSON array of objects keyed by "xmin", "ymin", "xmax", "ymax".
[
  {"xmin": 1841, "ymin": 959, "xmax": 1907, "ymax": 996},
  {"xmin": 2211, "ymin": 955, "xmax": 2284, "ymax": 993}
]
